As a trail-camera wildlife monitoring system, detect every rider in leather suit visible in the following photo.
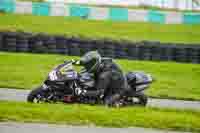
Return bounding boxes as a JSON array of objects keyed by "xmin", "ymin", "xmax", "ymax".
[{"xmin": 79, "ymin": 51, "xmax": 129, "ymax": 106}]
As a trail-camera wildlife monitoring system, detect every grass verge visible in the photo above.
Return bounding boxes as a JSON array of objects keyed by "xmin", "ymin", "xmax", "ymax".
[
  {"xmin": 0, "ymin": 52, "xmax": 200, "ymax": 101},
  {"xmin": 0, "ymin": 14, "xmax": 200, "ymax": 44},
  {"xmin": 0, "ymin": 101, "xmax": 200, "ymax": 132}
]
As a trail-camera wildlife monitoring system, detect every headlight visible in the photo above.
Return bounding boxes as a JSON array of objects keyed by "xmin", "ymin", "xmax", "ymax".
[
  {"xmin": 146, "ymin": 74, "xmax": 153, "ymax": 82},
  {"xmin": 49, "ymin": 70, "xmax": 58, "ymax": 81}
]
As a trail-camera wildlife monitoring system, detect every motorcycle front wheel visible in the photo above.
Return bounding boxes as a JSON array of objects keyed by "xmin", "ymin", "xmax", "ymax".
[
  {"xmin": 134, "ymin": 93, "xmax": 148, "ymax": 106},
  {"xmin": 125, "ymin": 93, "xmax": 148, "ymax": 106},
  {"xmin": 27, "ymin": 87, "xmax": 47, "ymax": 103}
]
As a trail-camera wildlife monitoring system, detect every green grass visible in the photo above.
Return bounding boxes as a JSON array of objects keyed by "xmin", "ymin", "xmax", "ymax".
[
  {"xmin": 0, "ymin": 52, "xmax": 200, "ymax": 101},
  {"xmin": 0, "ymin": 101, "xmax": 200, "ymax": 132},
  {"xmin": 0, "ymin": 14, "xmax": 200, "ymax": 44}
]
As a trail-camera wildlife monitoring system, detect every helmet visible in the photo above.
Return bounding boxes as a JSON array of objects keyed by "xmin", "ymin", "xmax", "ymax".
[{"xmin": 80, "ymin": 51, "xmax": 102, "ymax": 73}]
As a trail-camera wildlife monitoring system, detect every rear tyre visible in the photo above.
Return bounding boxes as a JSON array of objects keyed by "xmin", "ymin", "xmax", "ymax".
[{"xmin": 27, "ymin": 87, "xmax": 44, "ymax": 103}]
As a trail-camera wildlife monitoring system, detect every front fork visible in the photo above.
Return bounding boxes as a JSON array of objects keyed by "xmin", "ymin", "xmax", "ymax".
[{"xmin": 42, "ymin": 83, "xmax": 49, "ymax": 91}]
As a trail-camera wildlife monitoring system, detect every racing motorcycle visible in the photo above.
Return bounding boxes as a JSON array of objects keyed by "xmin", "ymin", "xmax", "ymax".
[{"xmin": 27, "ymin": 58, "xmax": 153, "ymax": 106}]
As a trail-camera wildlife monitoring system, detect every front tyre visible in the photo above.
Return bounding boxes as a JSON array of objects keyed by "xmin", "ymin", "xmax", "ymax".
[
  {"xmin": 135, "ymin": 93, "xmax": 148, "ymax": 106},
  {"xmin": 27, "ymin": 87, "xmax": 45, "ymax": 103}
]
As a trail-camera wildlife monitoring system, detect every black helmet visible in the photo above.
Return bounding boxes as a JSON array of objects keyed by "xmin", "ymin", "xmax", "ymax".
[{"xmin": 80, "ymin": 51, "xmax": 101, "ymax": 72}]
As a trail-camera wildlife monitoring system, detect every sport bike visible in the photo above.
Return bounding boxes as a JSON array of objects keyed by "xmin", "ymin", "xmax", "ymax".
[{"xmin": 27, "ymin": 58, "xmax": 153, "ymax": 106}]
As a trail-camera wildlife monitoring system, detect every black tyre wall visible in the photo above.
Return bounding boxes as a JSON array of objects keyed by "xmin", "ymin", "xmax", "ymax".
[
  {"xmin": 0, "ymin": 31, "xmax": 200, "ymax": 64},
  {"xmin": 0, "ymin": 32, "xmax": 3, "ymax": 50},
  {"xmin": 3, "ymin": 32, "xmax": 17, "ymax": 52},
  {"xmin": 16, "ymin": 32, "xmax": 31, "ymax": 52}
]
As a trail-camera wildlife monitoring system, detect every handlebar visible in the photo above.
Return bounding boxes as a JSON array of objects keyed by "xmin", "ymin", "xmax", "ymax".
[{"xmin": 64, "ymin": 59, "xmax": 80, "ymax": 65}]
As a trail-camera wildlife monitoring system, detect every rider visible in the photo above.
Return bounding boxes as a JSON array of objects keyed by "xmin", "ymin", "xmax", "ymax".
[{"xmin": 78, "ymin": 51, "xmax": 129, "ymax": 106}]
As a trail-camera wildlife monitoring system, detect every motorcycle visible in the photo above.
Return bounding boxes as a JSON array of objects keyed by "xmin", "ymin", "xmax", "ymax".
[{"xmin": 27, "ymin": 58, "xmax": 153, "ymax": 106}]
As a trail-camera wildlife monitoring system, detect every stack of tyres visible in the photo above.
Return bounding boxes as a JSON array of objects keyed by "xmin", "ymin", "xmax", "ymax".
[
  {"xmin": 159, "ymin": 45, "xmax": 174, "ymax": 61},
  {"xmin": 138, "ymin": 45, "xmax": 152, "ymax": 60},
  {"xmin": 44, "ymin": 36, "xmax": 57, "ymax": 53},
  {"xmin": 192, "ymin": 47, "xmax": 200, "ymax": 64},
  {"xmin": 198, "ymin": 48, "xmax": 200, "ymax": 63},
  {"xmin": 182, "ymin": 46, "xmax": 191, "ymax": 62},
  {"xmin": 158, "ymin": 45, "xmax": 167, "ymax": 61},
  {"xmin": 114, "ymin": 41, "xmax": 128, "ymax": 59},
  {"xmin": 137, "ymin": 45, "xmax": 144, "ymax": 60},
  {"xmin": 0, "ymin": 32, "xmax": 3, "ymax": 50},
  {"xmin": 29, "ymin": 34, "xmax": 46, "ymax": 53},
  {"xmin": 55, "ymin": 36, "xmax": 68, "ymax": 54},
  {"xmin": 185, "ymin": 47, "xmax": 199, "ymax": 63},
  {"xmin": 89, "ymin": 39, "xmax": 99, "ymax": 51},
  {"xmin": 103, "ymin": 44, "xmax": 115, "ymax": 58},
  {"xmin": 16, "ymin": 32, "xmax": 30, "ymax": 52},
  {"xmin": 141, "ymin": 41, "xmax": 153, "ymax": 60},
  {"xmin": 68, "ymin": 37, "xmax": 81, "ymax": 56},
  {"xmin": 79, "ymin": 38, "xmax": 93, "ymax": 55},
  {"xmin": 151, "ymin": 46, "xmax": 162, "ymax": 61},
  {"xmin": 148, "ymin": 41, "xmax": 162, "ymax": 61},
  {"xmin": 145, "ymin": 45, "xmax": 153, "ymax": 60},
  {"xmin": 180, "ymin": 47, "xmax": 188, "ymax": 63},
  {"xmin": 126, "ymin": 44, "xmax": 139, "ymax": 59},
  {"xmin": 171, "ymin": 46, "xmax": 187, "ymax": 63},
  {"xmin": 103, "ymin": 39, "xmax": 115, "ymax": 58},
  {"xmin": 184, "ymin": 48, "xmax": 191, "ymax": 63},
  {"xmin": 3, "ymin": 32, "xmax": 17, "ymax": 52},
  {"xmin": 92, "ymin": 39, "xmax": 104, "ymax": 56},
  {"xmin": 171, "ymin": 47, "xmax": 179, "ymax": 62}
]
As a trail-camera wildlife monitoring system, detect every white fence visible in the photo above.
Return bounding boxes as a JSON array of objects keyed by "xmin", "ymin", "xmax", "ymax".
[{"xmin": 47, "ymin": 0, "xmax": 200, "ymax": 10}]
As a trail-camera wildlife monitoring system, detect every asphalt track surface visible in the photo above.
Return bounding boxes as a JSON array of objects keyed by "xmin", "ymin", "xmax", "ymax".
[
  {"xmin": 0, "ymin": 122, "xmax": 189, "ymax": 133},
  {"xmin": 0, "ymin": 88, "xmax": 200, "ymax": 110}
]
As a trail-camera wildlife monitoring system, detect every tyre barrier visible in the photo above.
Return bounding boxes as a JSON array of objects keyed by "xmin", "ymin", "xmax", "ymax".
[
  {"xmin": 185, "ymin": 48, "xmax": 199, "ymax": 63},
  {"xmin": 101, "ymin": 39, "xmax": 116, "ymax": 58},
  {"xmin": 29, "ymin": 34, "xmax": 46, "ymax": 53},
  {"xmin": 44, "ymin": 36, "xmax": 57, "ymax": 54},
  {"xmin": 0, "ymin": 31, "xmax": 200, "ymax": 64},
  {"xmin": 126, "ymin": 43, "xmax": 139, "ymax": 60},
  {"xmin": 114, "ymin": 42, "xmax": 128, "ymax": 59},
  {"xmin": 171, "ymin": 47, "xmax": 186, "ymax": 63},
  {"xmin": 16, "ymin": 32, "xmax": 31, "ymax": 52},
  {"xmin": 159, "ymin": 45, "xmax": 173, "ymax": 61},
  {"xmin": 68, "ymin": 37, "xmax": 81, "ymax": 56},
  {"xmin": 91, "ymin": 39, "xmax": 105, "ymax": 56},
  {"xmin": 0, "ymin": 32, "xmax": 3, "ymax": 50},
  {"xmin": 78, "ymin": 39, "xmax": 93, "ymax": 55},
  {"xmin": 55, "ymin": 36, "xmax": 69, "ymax": 55},
  {"xmin": 137, "ymin": 45, "xmax": 150, "ymax": 60},
  {"xmin": 2, "ymin": 32, "xmax": 17, "ymax": 52}
]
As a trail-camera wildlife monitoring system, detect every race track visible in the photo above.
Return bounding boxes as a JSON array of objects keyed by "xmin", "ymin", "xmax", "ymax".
[
  {"xmin": 0, "ymin": 88, "xmax": 200, "ymax": 110},
  {"xmin": 0, "ymin": 122, "xmax": 188, "ymax": 133}
]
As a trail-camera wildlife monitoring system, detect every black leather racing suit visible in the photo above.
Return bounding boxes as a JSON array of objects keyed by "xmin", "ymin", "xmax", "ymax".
[{"xmin": 94, "ymin": 58, "xmax": 129, "ymax": 105}]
